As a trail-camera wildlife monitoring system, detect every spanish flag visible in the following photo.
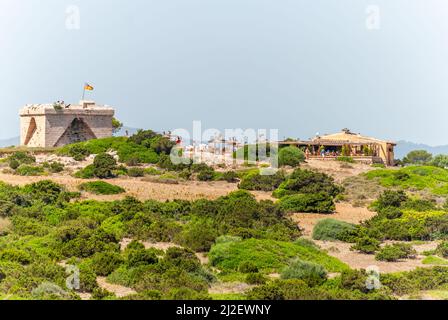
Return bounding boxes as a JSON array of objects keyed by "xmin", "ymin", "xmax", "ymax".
[{"xmin": 84, "ymin": 83, "xmax": 94, "ymax": 91}]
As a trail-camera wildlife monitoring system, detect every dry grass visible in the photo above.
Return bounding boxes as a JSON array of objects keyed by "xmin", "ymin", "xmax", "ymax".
[
  {"xmin": 0, "ymin": 218, "xmax": 11, "ymax": 234},
  {"xmin": 341, "ymin": 175, "xmax": 384, "ymax": 207}
]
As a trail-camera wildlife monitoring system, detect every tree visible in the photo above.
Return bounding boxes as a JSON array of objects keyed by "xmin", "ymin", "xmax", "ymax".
[
  {"xmin": 278, "ymin": 146, "xmax": 305, "ymax": 167},
  {"xmin": 112, "ymin": 117, "xmax": 123, "ymax": 134},
  {"xmin": 403, "ymin": 150, "xmax": 432, "ymax": 164},
  {"xmin": 431, "ymin": 154, "xmax": 448, "ymax": 168},
  {"xmin": 93, "ymin": 153, "xmax": 117, "ymax": 178}
]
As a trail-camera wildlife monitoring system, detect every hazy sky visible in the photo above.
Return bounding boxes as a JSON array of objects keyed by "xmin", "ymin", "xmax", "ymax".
[{"xmin": 1, "ymin": 0, "xmax": 447, "ymax": 145}]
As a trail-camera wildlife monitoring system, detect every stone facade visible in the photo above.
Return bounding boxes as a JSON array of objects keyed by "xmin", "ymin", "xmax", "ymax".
[{"xmin": 20, "ymin": 101, "xmax": 115, "ymax": 148}]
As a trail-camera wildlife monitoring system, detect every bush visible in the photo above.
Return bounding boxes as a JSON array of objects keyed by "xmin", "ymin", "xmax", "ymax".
[
  {"xmin": 93, "ymin": 153, "xmax": 117, "ymax": 178},
  {"xmin": 312, "ymin": 219, "xmax": 357, "ymax": 241},
  {"xmin": 375, "ymin": 243, "xmax": 416, "ymax": 262},
  {"xmin": 144, "ymin": 167, "xmax": 162, "ymax": 176},
  {"xmin": 222, "ymin": 171, "xmax": 238, "ymax": 183},
  {"xmin": 24, "ymin": 180, "xmax": 64, "ymax": 204},
  {"xmin": 280, "ymin": 259, "xmax": 327, "ymax": 286},
  {"xmin": 15, "ymin": 165, "xmax": 45, "ymax": 176},
  {"xmin": 74, "ymin": 164, "xmax": 95, "ymax": 179},
  {"xmin": 238, "ymin": 261, "xmax": 259, "ymax": 273},
  {"xmin": 79, "ymin": 181, "xmax": 125, "ymax": 195},
  {"xmin": 197, "ymin": 167, "xmax": 215, "ymax": 181},
  {"xmin": 8, "ymin": 152, "xmax": 36, "ymax": 165},
  {"xmin": 48, "ymin": 162, "xmax": 64, "ymax": 173},
  {"xmin": 69, "ymin": 145, "xmax": 91, "ymax": 161},
  {"xmin": 125, "ymin": 157, "xmax": 140, "ymax": 167},
  {"xmin": 127, "ymin": 167, "xmax": 145, "ymax": 177},
  {"xmin": 245, "ymin": 272, "xmax": 267, "ymax": 285},
  {"xmin": 126, "ymin": 249, "xmax": 158, "ymax": 267},
  {"xmin": 350, "ymin": 237, "xmax": 381, "ymax": 254},
  {"xmin": 402, "ymin": 198, "xmax": 437, "ymax": 212},
  {"xmin": 278, "ymin": 193, "xmax": 335, "ymax": 213},
  {"xmin": 273, "ymin": 168, "xmax": 341, "ymax": 198},
  {"xmin": 238, "ymin": 171, "xmax": 285, "ymax": 191},
  {"xmin": 375, "ymin": 190, "xmax": 408, "ymax": 210},
  {"xmin": 278, "ymin": 147, "xmax": 305, "ymax": 167},
  {"xmin": 177, "ymin": 218, "xmax": 218, "ymax": 252},
  {"xmin": 9, "ymin": 159, "xmax": 19, "ymax": 170},
  {"xmin": 436, "ymin": 241, "xmax": 448, "ymax": 258},
  {"xmin": 91, "ymin": 251, "xmax": 124, "ymax": 276}
]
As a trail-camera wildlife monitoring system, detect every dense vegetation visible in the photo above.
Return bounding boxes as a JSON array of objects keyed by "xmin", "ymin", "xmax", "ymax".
[
  {"xmin": 365, "ymin": 166, "xmax": 448, "ymax": 196},
  {"xmin": 58, "ymin": 130, "xmax": 175, "ymax": 164}
]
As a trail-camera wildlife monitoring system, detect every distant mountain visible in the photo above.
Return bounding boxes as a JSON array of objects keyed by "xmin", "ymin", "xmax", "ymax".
[
  {"xmin": 0, "ymin": 136, "xmax": 19, "ymax": 148},
  {"xmin": 395, "ymin": 141, "xmax": 448, "ymax": 159}
]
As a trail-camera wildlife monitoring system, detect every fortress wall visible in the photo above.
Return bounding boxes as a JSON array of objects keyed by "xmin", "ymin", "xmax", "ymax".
[
  {"xmin": 20, "ymin": 102, "xmax": 114, "ymax": 148},
  {"xmin": 20, "ymin": 115, "xmax": 47, "ymax": 147}
]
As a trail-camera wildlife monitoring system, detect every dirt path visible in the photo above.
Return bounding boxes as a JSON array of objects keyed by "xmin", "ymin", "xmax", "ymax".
[
  {"xmin": 0, "ymin": 172, "xmax": 272, "ymax": 202},
  {"xmin": 291, "ymin": 203, "xmax": 376, "ymax": 237},
  {"xmin": 208, "ymin": 282, "xmax": 255, "ymax": 295},
  {"xmin": 97, "ymin": 277, "xmax": 136, "ymax": 298},
  {"xmin": 315, "ymin": 240, "xmax": 431, "ymax": 273}
]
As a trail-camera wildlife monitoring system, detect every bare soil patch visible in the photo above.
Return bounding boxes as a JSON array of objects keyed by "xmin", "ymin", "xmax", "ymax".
[
  {"xmin": 97, "ymin": 277, "xmax": 136, "ymax": 298},
  {"xmin": 208, "ymin": 282, "xmax": 255, "ymax": 295}
]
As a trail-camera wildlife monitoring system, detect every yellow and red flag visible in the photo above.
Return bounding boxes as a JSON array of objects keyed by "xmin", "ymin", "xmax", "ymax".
[{"xmin": 84, "ymin": 83, "xmax": 94, "ymax": 91}]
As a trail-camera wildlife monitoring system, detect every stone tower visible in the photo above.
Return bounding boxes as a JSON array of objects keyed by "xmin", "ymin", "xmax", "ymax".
[{"xmin": 19, "ymin": 101, "xmax": 115, "ymax": 148}]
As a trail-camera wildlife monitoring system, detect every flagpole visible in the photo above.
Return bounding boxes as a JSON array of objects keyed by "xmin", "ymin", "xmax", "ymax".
[{"xmin": 82, "ymin": 84, "xmax": 86, "ymax": 100}]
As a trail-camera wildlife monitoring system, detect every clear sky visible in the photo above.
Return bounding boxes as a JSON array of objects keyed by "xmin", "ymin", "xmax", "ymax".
[{"xmin": 1, "ymin": 0, "xmax": 447, "ymax": 145}]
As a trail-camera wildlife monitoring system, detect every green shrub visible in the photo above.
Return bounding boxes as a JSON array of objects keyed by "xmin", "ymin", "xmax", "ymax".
[
  {"xmin": 74, "ymin": 164, "xmax": 95, "ymax": 179},
  {"xmin": 126, "ymin": 248, "xmax": 158, "ymax": 268},
  {"xmin": 15, "ymin": 165, "xmax": 45, "ymax": 176},
  {"xmin": 278, "ymin": 193, "xmax": 335, "ymax": 213},
  {"xmin": 66, "ymin": 144, "xmax": 91, "ymax": 161},
  {"xmin": 280, "ymin": 259, "xmax": 327, "ymax": 286},
  {"xmin": 79, "ymin": 181, "xmax": 125, "ymax": 195},
  {"xmin": 403, "ymin": 198, "xmax": 437, "ymax": 212},
  {"xmin": 127, "ymin": 167, "xmax": 145, "ymax": 177},
  {"xmin": 312, "ymin": 219, "xmax": 357, "ymax": 241},
  {"xmin": 0, "ymin": 249, "xmax": 32, "ymax": 265},
  {"xmin": 197, "ymin": 167, "xmax": 215, "ymax": 181},
  {"xmin": 91, "ymin": 251, "xmax": 124, "ymax": 276},
  {"xmin": 93, "ymin": 153, "xmax": 117, "ymax": 178},
  {"xmin": 24, "ymin": 180, "xmax": 65, "ymax": 205},
  {"xmin": 374, "ymin": 190, "xmax": 408, "ymax": 210},
  {"xmin": 47, "ymin": 162, "xmax": 64, "ymax": 173},
  {"xmin": 125, "ymin": 157, "xmax": 140, "ymax": 167},
  {"xmin": 351, "ymin": 237, "xmax": 381, "ymax": 254},
  {"xmin": 278, "ymin": 147, "xmax": 305, "ymax": 167},
  {"xmin": 435, "ymin": 241, "xmax": 448, "ymax": 258},
  {"xmin": 222, "ymin": 171, "xmax": 238, "ymax": 183},
  {"xmin": 273, "ymin": 168, "xmax": 341, "ymax": 198},
  {"xmin": 238, "ymin": 171, "xmax": 285, "ymax": 191},
  {"xmin": 177, "ymin": 218, "xmax": 218, "ymax": 252},
  {"xmin": 144, "ymin": 167, "xmax": 161, "ymax": 176},
  {"xmin": 209, "ymin": 238, "xmax": 348, "ymax": 273},
  {"xmin": 238, "ymin": 261, "xmax": 259, "ymax": 273},
  {"xmin": 8, "ymin": 152, "xmax": 36, "ymax": 165},
  {"xmin": 9, "ymin": 159, "xmax": 19, "ymax": 170},
  {"xmin": 375, "ymin": 243, "xmax": 416, "ymax": 262},
  {"xmin": 245, "ymin": 272, "xmax": 267, "ymax": 285}
]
